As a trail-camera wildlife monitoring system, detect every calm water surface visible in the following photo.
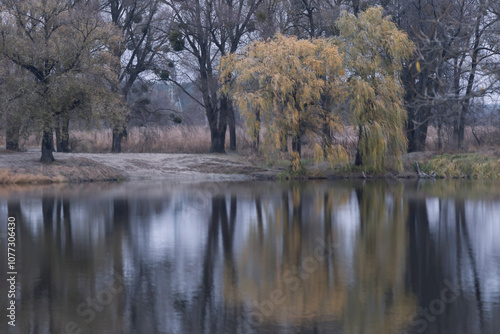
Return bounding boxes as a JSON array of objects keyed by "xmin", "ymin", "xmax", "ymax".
[{"xmin": 1, "ymin": 180, "xmax": 499, "ymax": 334}]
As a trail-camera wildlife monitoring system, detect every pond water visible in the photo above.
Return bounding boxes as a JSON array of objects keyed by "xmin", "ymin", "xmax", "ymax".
[{"xmin": 1, "ymin": 180, "xmax": 499, "ymax": 334}]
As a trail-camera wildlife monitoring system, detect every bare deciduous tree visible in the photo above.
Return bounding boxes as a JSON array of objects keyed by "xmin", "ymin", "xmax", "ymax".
[
  {"xmin": 101, "ymin": 0, "xmax": 171, "ymax": 152},
  {"xmin": 394, "ymin": 0, "xmax": 499, "ymax": 150},
  {"xmin": 162, "ymin": 0, "xmax": 263, "ymax": 153},
  {"xmin": 1, "ymin": 0, "xmax": 125, "ymax": 162}
]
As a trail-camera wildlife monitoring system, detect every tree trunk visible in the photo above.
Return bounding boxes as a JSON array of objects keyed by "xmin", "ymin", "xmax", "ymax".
[
  {"xmin": 452, "ymin": 109, "xmax": 462, "ymax": 149},
  {"xmin": 406, "ymin": 105, "xmax": 418, "ymax": 152},
  {"xmin": 252, "ymin": 110, "xmax": 260, "ymax": 152},
  {"xmin": 208, "ymin": 96, "xmax": 229, "ymax": 154},
  {"xmin": 322, "ymin": 116, "xmax": 331, "ymax": 158},
  {"xmin": 355, "ymin": 125, "xmax": 363, "ymax": 166},
  {"xmin": 437, "ymin": 116, "xmax": 443, "ymax": 151},
  {"xmin": 40, "ymin": 128, "xmax": 55, "ymax": 163},
  {"xmin": 291, "ymin": 101, "xmax": 303, "ymax": 158},
  {"xmin": 210, "ymin": 127, "xmax": 227, "ymax": 153},
  {"xmin": 59, "ymin": 112, "xmax": 71, "ymax": 152},
  {"xmin": 406, "ymin": 104, "xmax": 430, "ymax": 152},
  {"xmin": 407, "ymin": 106, "xmax": 430, "ymax": 152},
  {"xmin": 416, "ymin": 117, "xmax": 429, "ymax": 151},
  {"xmin": 454, "ymin": 2, "xmax": 484, "ymax": 149},
  {"xmin": 352, "ymin": 0, "xmax": 360, "ymax": 16},
  {"xmin": 452, "ymin": 57, "xmax": 462, "ymax": 150},
  {"xmin": 403, "ymin": 65, "xmax": 418, "ymax": 153},
  {"xmin": 292, "ymin": 134, "xmax": 302, "ymax": 158},
  {"xmin": 280, "ymin": 129, "xmax": 288, "ymax": 153},
  {"xmin": 111, "ymin": 126, "xmax": 127, "ymax": 153},
  {"xmin": 228, "ymin": 101, "xmax": 236, "ymax": 151},
  {"xmin": 55, "ymin": 121, "xmax": 62, "ymax": 152},
  {"xmin": 455, "ymin": 103, "xmax": 467, "ymax": 149},
  {"xmin": 5, "ymin": 116, "xmax": 20, "ymax": 151},
  {"xmin": 404, "ymin": 64, "xmax": 430, "ymax": 153}
]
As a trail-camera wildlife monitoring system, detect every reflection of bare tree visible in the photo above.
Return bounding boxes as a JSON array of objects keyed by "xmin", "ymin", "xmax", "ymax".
[
  {"xmin": 405, "ymin": 188, "xmax": 490, "ymax": 334},
  {"xmin": 41, "ymin": 196, "xmax": 56, "ymax": 333},
  {"xmin": 255, "ymin": 196, "xmax": 264, "ymax": 244},
  {"xmin": 455, "ymin": 199, "xmax": 484, "ymax": 330},
  {"xmin": 110, "ymin": 198, "xmax": 129, "ymax": 333},
  {"xmin": 407, "ymin": 185, "xmax": 438, "ymax": 298},
  {"xmin": 176, "ymin": 194, "xmax": 239, "ymax": 333},
  {"xmin": 199, "ymin": 196, "xmax": 221, "ymax": 331},
  {"xmin": 62, "ymin": 199, "xmax": 73, "ymax": 258},
  {"xmin": 6, "ymin": 194, "xmax": 135, "ymax": 333},
  {"xmin": 7, "ymin": 199, "xmax": 34, "ymax": 332}
]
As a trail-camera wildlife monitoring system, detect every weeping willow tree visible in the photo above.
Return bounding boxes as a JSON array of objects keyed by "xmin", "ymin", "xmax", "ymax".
[
  {"xmin": 219, "ymin": 34, "xmax": 345, "ymax": 170},
  {"xmin": 336, "ymin": 7, "xmax": 414, "ymax": 171}
]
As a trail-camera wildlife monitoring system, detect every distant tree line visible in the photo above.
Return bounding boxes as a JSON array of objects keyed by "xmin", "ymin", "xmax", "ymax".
[{"xmin": 1, "ymin": 0, "xmax": 499, "ymax": 168}]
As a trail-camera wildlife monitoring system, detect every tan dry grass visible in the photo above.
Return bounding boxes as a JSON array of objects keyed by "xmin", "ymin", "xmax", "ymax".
[
  {"xmin": 425, "ymin": 125, "xmax": 500, "ymax": 151},
  {"xmin": 0, "ymin": 169, "xmax": 61, "ymax": 184},
  {"xmin": 1, "ymin": 124, "xmax": 347, "ymax": 156},
  {"xmin": 0, "ymin": 158, "xmax": 123, "ymax": 184},
  {"xmin": 2, "ymin": 124, "xmax": 499, "ymax": 156},
  {"xmin": 69, "ymin": 125, "xmax": 255, "ymax": 154}
]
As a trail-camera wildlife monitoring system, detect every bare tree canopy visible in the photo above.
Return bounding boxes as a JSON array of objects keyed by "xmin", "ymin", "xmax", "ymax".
[
  {"xmin": 1, "ymin": 0, "xmax": 127, "ymax": 161},
  {"xmin": 162, "ymin": 0, "xmax": 263, "ymax": 153}
]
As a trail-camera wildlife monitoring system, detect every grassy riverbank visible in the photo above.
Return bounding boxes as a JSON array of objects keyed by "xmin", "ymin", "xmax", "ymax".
[
  {"xmin": 263, "ymin": 151, "xmax": 500, "ymax": 180},
  {"xmin": 418, "ymin": 153, "xmax": 500, "ymax": 179},
  {"xmin": 0, "ymin": 154, "xmax": 124, "ymax": 184}
]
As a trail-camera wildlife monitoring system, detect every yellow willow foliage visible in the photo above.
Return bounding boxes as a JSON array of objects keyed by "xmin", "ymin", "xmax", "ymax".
[
  {"xmin": 314, "ymin": 143, "xmax": 348, "ymax": 169},
  {"xmin": 314, "ymin": 143, "xmax": 324, "ymax": 165},
  {"xmin": 336, "ymin": 7, "xmax": 414, "ymax": 171},
  {"xmin": 291, "ymin": 151, "xmax": 302, "ymax": 173},
  {"xmin": 219, "ymin": 34, "xmax": 346, "ymax": 158},
  {"xmin": 327, "ymin": 144, "xmax": 349, "ymax": 169}
]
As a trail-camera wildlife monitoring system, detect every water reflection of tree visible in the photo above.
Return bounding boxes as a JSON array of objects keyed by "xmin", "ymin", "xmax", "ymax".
[
  {"xmin": 214, "ymin": 182, "xmax": 416, "ymax": 333},
  {"xmin": 404, "ymin": 183, "xmax": 491, "ymax": 334},
  {"xmin": 6, "ymin": 181, "xmax": 498, "ymax": 334},
  {"xmin": 343, "ymin": 182, "xmax": 415, "ymax": 334},
  {"xmin": 455, "ymin": 199, "xmax": 484, "ymax": 328},
  {"xmin": 8, "ymin": 196, "xmax": 72, "ymax": 333},
  {"xmin": 173, "ymin": 193, "xmax": 240, "ymax": 333},
  {"xmin": 8, "ymin": 195, "xmax": 133, "ymax": 333}
]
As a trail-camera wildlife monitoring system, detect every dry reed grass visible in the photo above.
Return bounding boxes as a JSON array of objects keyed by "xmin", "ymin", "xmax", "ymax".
[
  {"xmin": 1, "ymin": 124, "xmax": 499, "ymax": 156},
  {"xmin": 0, "ymin": 169, "xmax": 63, "ymax": 185},
  {"xmin": 0, "ymin": 158, "xmax": 123, "ymax": 184},
  {"xmin": 425, "ymin": 125, "xmax": 500, "ymax": 151},
  {"xmin": 68, "ymin": 125, "xmax": 256, "ymax": 154}
]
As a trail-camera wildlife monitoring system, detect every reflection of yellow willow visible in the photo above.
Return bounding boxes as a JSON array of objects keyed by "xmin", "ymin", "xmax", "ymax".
[
  {"xmin": 342, "ymin": 183, "xmax": 415, "ymax": 334},
  {"xmin": 221, "ymin": 183, "xmax": 416, "ymax": 332},
  {"xmin": 222, "ymin": 184, "xmax": 353, "ymax": 325}
]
